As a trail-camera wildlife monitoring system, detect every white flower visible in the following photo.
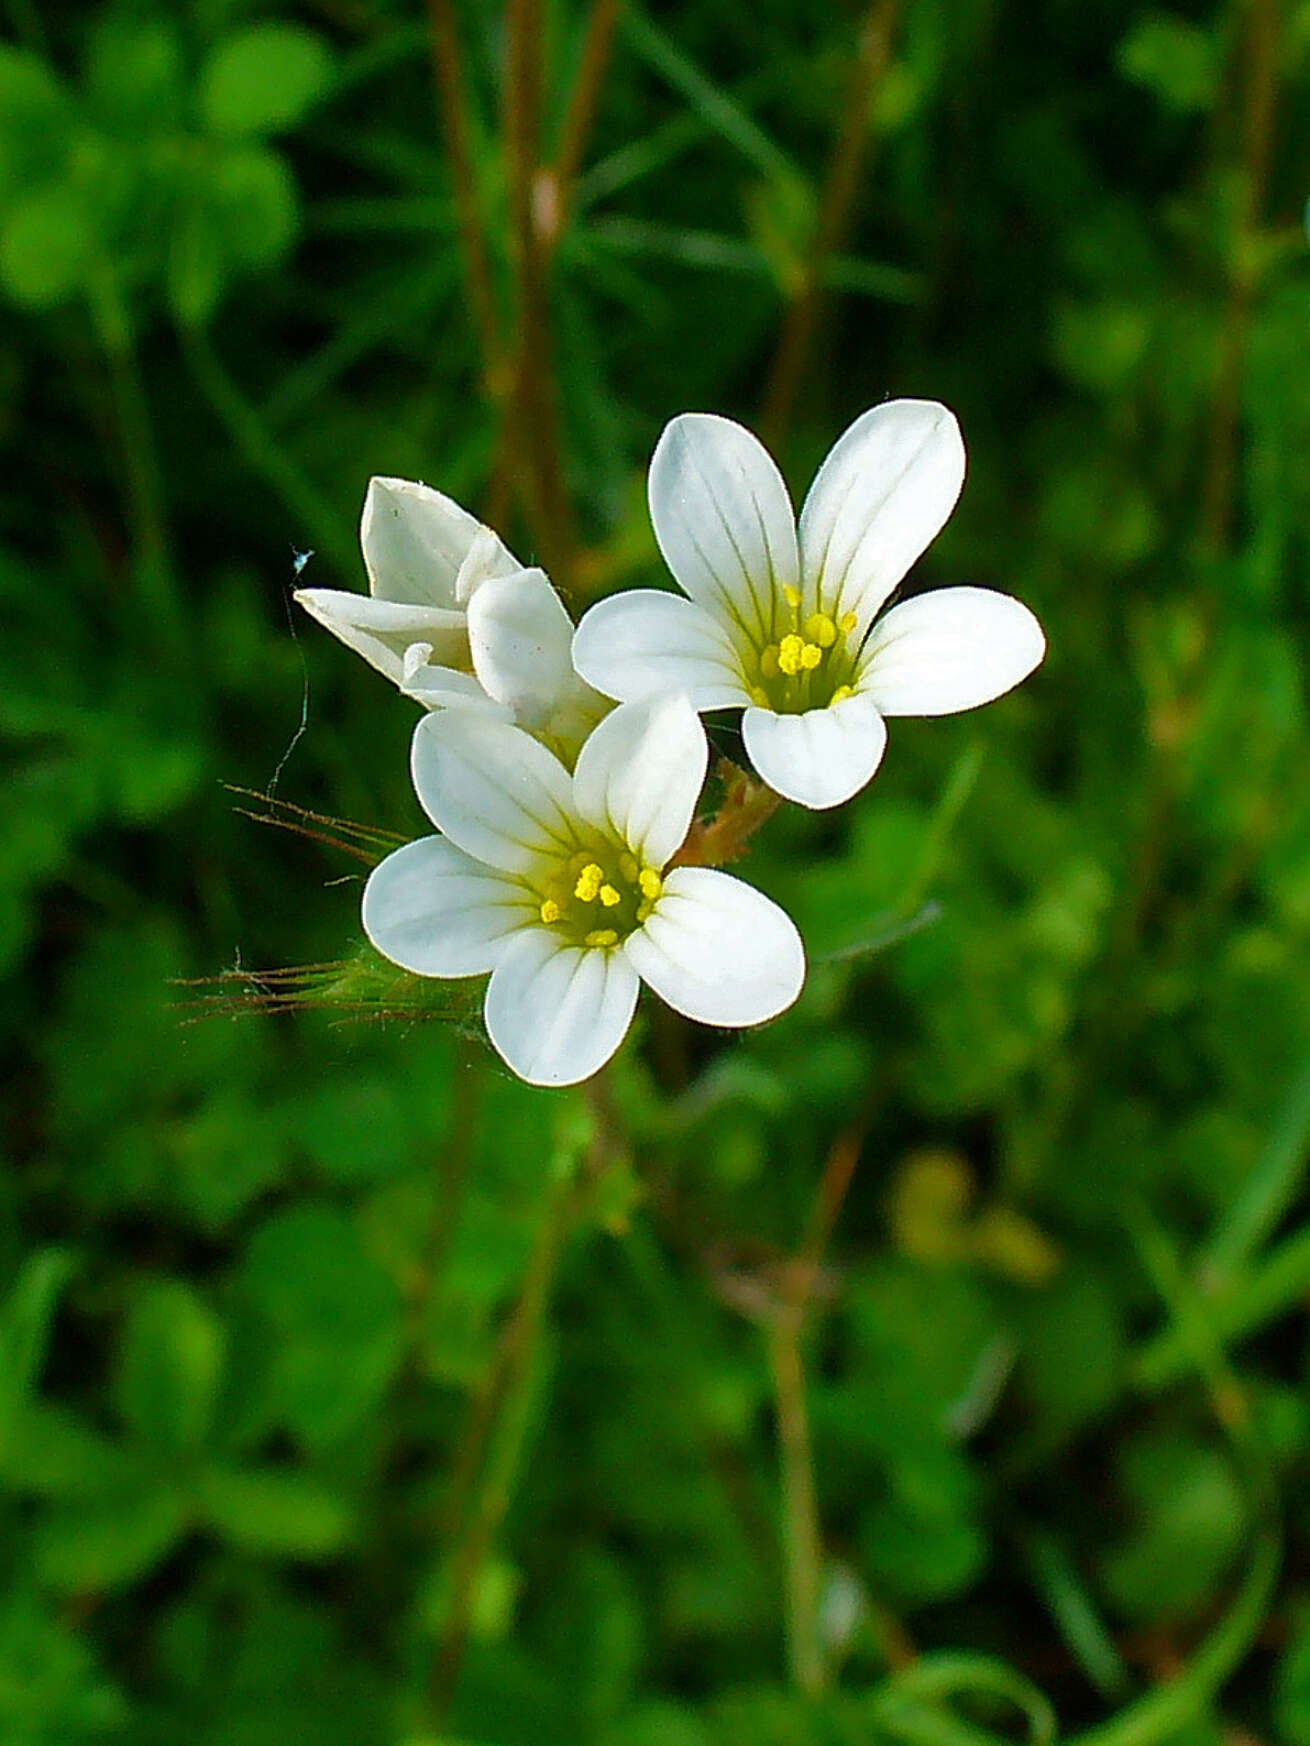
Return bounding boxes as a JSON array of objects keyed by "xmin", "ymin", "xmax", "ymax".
[
  {"xmin": 572, "ymin": 402, "xmax": 1046, "ymax": 810},
  {"xmin": 361, "ymin": 696, "xmax": 806, "ymax": 1087},
  {"xmin": 296, "ymin": 476, "xmax": 607, "ymax": 761}
]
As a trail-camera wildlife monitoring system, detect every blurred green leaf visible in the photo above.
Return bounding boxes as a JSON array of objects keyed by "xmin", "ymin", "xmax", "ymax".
[
  {"xmin": 1118, "ymin": 14, "xmax": 1220, "ymax": 113},
  {"xmin": 236, "ymin": 1204, "xmax": 404, "ymax": 1447},
  {"xmin": 1277, "ymin": 1607, "xmax": 1310, "ymax": 1746},
  {"xmin": 0, "ymin": 181, "xmax": 98, "ymax": 308},
  {"xmin": 0, "ymin": 1250, "xmax": 73, "ymax": 1465},
  {"xmin": 211, "ymin": 143, "xmax": 298, "ymax": 269},
  {"xmin": 1100, "ymin": 1434, "xmax": 1246, "ymax": 1620},
  {"xmin": 0, "ymin": 47, "xmax": 75, "ymax": 205},
  {"xmin": 198, "ymin": 25, "xmax": 333, "ymax": 139},
  {"xmin": 196, "ymin": 1462, "xmax": 353, "ymax": 1557},
  {"xmin": 35, "ymin": 1480, "xmax": 189, "ymax": 1593},
  {"xmin": 83, "ymin": 17, "xmax": 185, "ymax": 136},
  {"xmin": 115, "ymin": 1280, "xmax": 224, "ymax": 1456},
  {"xmin": 0, "ymin": 1590, "xmax": 126, "ymax": 1743}
]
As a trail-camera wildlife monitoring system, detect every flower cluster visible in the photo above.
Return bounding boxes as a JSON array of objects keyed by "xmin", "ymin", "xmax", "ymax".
[{"xmin": 297, "ymin": 403, "xmax": 1044, "ymax": 1086}]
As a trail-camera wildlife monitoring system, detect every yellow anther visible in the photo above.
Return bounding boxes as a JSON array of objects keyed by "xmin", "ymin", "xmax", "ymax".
[
  {"xmin": 838, "ymin": 611, "xmax": 858, "ymax": 636},
  {"xmin": 636, "ymin": 901, "xmax": 653, "ymax": 923},
  {"xmin": 800, "ymin": 641, "xmax": 823, "ymax": 671},
  {"xmin": 749, "ymin": 685, "xmax": 770, "ymax": 706},
  {"xmin": 539, "ymin": 898, "xmax": 562, "ymax": 924},
  {"xmin": 574, "ymin": 862, "xmax": 603, "ymax": 901},
  {"xmin": 638, "ymin": 868, "xmax": 662, "ymax": 899},
  {"xmin": 619, "ymin": 853, "xmax": 638, "ymax": 881},
  {"xmin": 598, "ymin": 884, "xmax": 621, "ymax": 908},
  {"xmin": 782, "ymin": 584, "xmax": 802, "ymax": 611},
  {"xmin": 759, "ymin": 644, "xmax": 780, "ymax": 679},
  {"xmin": 830, "ymin": 684, "xmax": 854, "ymax": 704},
  {"xmin": 805, "ymin": 612, "xmax": 837, "ymax": 648},
  {"xmin": 777, "ymin": 634, "xmax": 805, "ymax": 677},
  {"xmin": 585, "ymin": 928, "xmax": 619, "ymax": 948}
]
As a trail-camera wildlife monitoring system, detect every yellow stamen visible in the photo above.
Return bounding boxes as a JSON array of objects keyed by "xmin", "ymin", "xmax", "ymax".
[
  {"xmin": 838, "ymin": 611, "xmax": 858, "ymax": 636},
  {"xmin": 759, "ymin": 644, "xmax": 780, "ymax": 679},
  {"xmin": 585, "ymin": 928, "xmax": 619, "ymax": 948},
  {"xmin": 539, "ymin": 898, "xmax": 562, "ymax": 924},
  {"xmin": 799, "ymin": 641, "xmax": 823, "ymax": 671},
  {"xmin": 805, "ymin": 612, "xmax": 837, "ymax": 648},
  {"xmin": 749, "ymin": 685, "xmax": 769, "ymax": 706},
  {"xmin": 777, "ymin": 633, "xmax": 805, "ymax": 677},
  {"xmin": 619, "ymin": 853, "xmax": 638, "ymax": 881},
  {"xmin": 598, "ymin": 884, "xmax": 621, "ymax": 908},
  {"xmin": 638, "ymin": 868, "xmax": 662, "ymax": 899},
  {"xmin": 574, "ymin": 862, "xmax": 603, "ymax": 901},
  {"xmin": 636, "ymin": 901, "xmax": 653, "ymax": 923},
  {"xmin": 830, "ymin": 684, "xmax": 854, "ymax": 704},
  {"xmin": 782, "ymin": 584, "xmax": 802, "ymax": 612}
]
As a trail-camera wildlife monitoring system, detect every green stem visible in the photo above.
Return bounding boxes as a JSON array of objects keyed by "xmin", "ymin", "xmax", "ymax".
[
  {"xmin": 426, "ymin": 1170, "xmax": 580, "ymax": 1726},
  {"xmin": 503, "ymin": 0, "xmax": 576, "ymax": 586},
  {"xmin": 180, "ymin": 326, "xmax": 356, "ymax": 575},
  {"xmin": 760, "ymin": 0, "xmax": 902, "ymax": 447},
  {"xmin": 86, "ymin": 264, "xmax": 177, "ymax": 634},
  {"xmin": 1067, "ymin": 1528, "xmax": 1279, "ymax": 1746},
  {"xmin": 425, "ymin": 0, "xmax": 505, "ymax": 392},
  {"xmin": 768, "ymin": 1305, "xmax": 825, "ymax": 1697}
]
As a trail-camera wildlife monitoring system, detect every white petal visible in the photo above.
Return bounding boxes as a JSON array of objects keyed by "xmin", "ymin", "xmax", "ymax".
[
  {"xmin": 798, "ymin": 400, "xmax": 965, "ymax": 635},
  {"xmin": 454, "ymin": 525, "xmax": 518, "ymax": 605},
  {"xmin": 361, "ymin": 477, "xmax": 520, "ymax": 607},
  {"xmin": 467, "ymin": 567, "xmax": 591, "ymax": 727},
  {"xmin": 648, "ymin": 413, "xmax": 799, "ymax": 645},
  {"xmin": 362, "ymin": 836, "xmax": 533, "ymax": 976},
  {"xmin": 399, "ymin": 662, "xmax": 515, "ymax": 719},
  {"xmin": 410, "ymin": 711, "xmax": 577, "ymax": 875},
  {"xmin": 572, "ymin": 589, "xmax": 751, "ymax": 711},
  {"xmin": 859, "ymin": 586, "xmax": 1046, "ymax": 716},
  {"xmin": 295, "ymin": 587, "xmax": 467, "ymax": 683},
  {"xmin": 625, "ymin": 866, "xmax": 804, "ymax": 1028},
  {"xmin": 742, "ymin": 694, "xmax": 888, "ymax": 810},
  {"xmin": 571, "ymin": 696, "xmax": 707, "ymax": 868},
  {"xmin": 484, "ymin": 930, "xmax": 640, "ymax": 1086}
]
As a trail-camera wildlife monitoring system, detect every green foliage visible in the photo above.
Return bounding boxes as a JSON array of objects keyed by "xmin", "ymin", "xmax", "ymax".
[{"xmin": 1, "ymin": 0, "xmax": 1307, "ymax": 1741}]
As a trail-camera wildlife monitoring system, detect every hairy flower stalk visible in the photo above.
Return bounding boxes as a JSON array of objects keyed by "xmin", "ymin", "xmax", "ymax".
[
  {"xmin": 573, "ymin": 401, "xmax": 1046, "ymax": 808},
  {"xmin": 295, "ymin": 475, "xmax": 607, "ymax": 762},
  {"xmin": 361, "ymin": 696, "xmax": 806, "ymax": 1086}
]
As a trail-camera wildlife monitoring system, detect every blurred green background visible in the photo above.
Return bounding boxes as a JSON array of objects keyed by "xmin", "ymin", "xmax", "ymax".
[{"xmin": 2, "ymin": 0, "xmax": 1308, "ymax": 1741}]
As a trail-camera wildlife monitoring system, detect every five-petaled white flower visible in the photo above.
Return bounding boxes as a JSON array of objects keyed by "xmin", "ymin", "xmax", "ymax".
[
  {"xmin": 361, "ymin": 695, "xmax": 806, "ymax": 1087},
  {"xmin": 572, "ymin": 402, "xmax": 1046, "ymax": 809},
  {"xmin": 296, "ymin": 476, "xmax": 607, "ymax": 762}
]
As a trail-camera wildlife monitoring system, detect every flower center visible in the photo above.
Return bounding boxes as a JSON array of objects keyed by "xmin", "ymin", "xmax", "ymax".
[
  {"xmin": 746, "ymin": 587, "xmax": 860, "ymax": 714},
  {"xmin": 535, "ymin": 844, "xmax": 663, "ymax": 948}
]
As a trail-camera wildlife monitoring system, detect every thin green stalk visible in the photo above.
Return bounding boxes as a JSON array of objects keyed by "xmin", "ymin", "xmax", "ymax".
[
  {"xmin": 760, "ymin": 0, "xmax": 902, "ymax": 447},
  {"xmin": 1134, "ymin": 1220, "xmax": 1310, "ymax": 1393},
  {"xmin": 1024, "ymin": 1531, "xmax": 1130, "ymax": 1702},
  {"xmin": 1199, "ymin": 0, "xmax": 1281, "ymax": 557},
  {"xmin": 1200, "ymin": 1050, "xmax": 1310, "ymax": 1284},
  {"xmin": 547, "ymin": 0, "xmax": 622, "ymax": 244},
  {"xmin": 766, "ymin": 1124, "xmax": 870, "ymax": 1697},
  {"xmin": 425, "ymin": 0, "xmax": 505, "ymax": 394},
  {"xmin": 503, "ymin": 0, "xmax": 576, "ymax": 585},
  {"xmin": 181, "ymin": 326, "xmax": 356, "ymax": 575},
  {"xmin": 620, "ymin": 3, "xmax": 799, "ymax": 182},
  {"xmin": 1125, "ymin": 1202, "xmax": 1250, "ymax": 1434},
  {"xmin": 896, "ymin": 742, "xmax": 986, "ymax": 920},
  {"xmin": 1066, "ymin": 1527, "xmax": 1279, "ymax": 1746},
  {"xmin": 426, "ymin": 1170, "xmax": 580, "ymax": 1725},
  {"xmin": 406, "ymin": 1040, "xmax": 483, "ymax": 1353},
  {"xmin": 86, "ymin": 264, "xmax": 177, "ymax": 635},
  {"xmin": 767, "ymin": 1306, "xmax": 825, "ymax": 1698}
]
